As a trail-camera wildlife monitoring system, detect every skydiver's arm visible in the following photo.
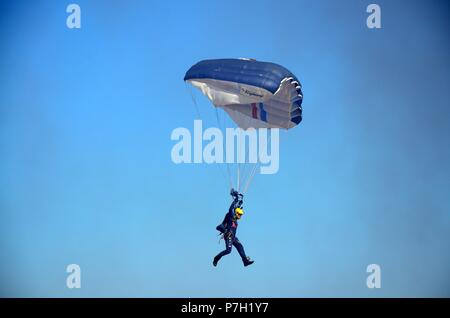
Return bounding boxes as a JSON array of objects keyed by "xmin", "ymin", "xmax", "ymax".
[
  {"xmin": 230, "ymin": 189, "xmax": 243, "ymax": 203},
  {"xmin": 233, "ymin": 192, "xmax": 244, "ymax": 208},
  {"xmin": 228, "ymin": 199, "xmax": 238, "ymax": 214},
  {"xmin": 224, "ymin": 212, "xmax": 233, "ymax": 233}
]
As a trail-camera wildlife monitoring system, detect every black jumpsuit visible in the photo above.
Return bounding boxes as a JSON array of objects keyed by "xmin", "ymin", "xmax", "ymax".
[{"xmin": 213, "ymin": 199, "xmax": 248, "ymax": 264}]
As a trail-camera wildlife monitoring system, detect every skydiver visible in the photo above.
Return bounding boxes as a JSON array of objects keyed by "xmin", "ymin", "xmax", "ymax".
[{"xmin": 213, "ymin": 189, "xmax": 254, "ymax": 267}]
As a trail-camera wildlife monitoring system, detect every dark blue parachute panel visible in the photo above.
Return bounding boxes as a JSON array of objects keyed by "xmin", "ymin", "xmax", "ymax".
[{"xmin": 184, "ymin": 59, "xmax": 300, "ymax": 94}]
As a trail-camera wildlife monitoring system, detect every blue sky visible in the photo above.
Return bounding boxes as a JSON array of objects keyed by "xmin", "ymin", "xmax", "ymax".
[{"xmin": 0, "ymin": 0, "xmax": 449, "ymax": 297}]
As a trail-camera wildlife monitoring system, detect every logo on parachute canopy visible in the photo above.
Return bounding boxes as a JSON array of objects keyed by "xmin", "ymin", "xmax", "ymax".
[{"xmin": 240, "ymin": 87, "xmax": 264, "ymax": 98}]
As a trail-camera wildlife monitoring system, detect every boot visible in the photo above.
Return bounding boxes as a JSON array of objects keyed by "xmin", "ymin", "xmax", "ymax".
[{"xmin": 243, "ymin": 256, "xmax": 254, "ymax": 267}]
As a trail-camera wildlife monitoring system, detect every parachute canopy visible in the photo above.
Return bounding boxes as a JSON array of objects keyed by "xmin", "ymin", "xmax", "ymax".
[{"xmin": 184, "ymin": 58, "xmax": 303, "ymax": 130}]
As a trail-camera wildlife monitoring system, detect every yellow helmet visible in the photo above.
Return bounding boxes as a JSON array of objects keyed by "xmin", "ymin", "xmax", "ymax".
[{"xmin": 235, "ymin": 207, "xmax": 244, "ymax": 218}]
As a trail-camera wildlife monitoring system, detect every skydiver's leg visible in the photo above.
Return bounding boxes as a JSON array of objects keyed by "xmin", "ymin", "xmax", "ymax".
[
  {"xmin": 233, "ymin": 237, "xmax": 254, "ymax": 266},
  {"xmin": 232, "ymin": 237, "xmax": 248, "ymax": 262},
  {"xmin": 213, "ymin": 235, "xmax": 233, "ymax": 265}
]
